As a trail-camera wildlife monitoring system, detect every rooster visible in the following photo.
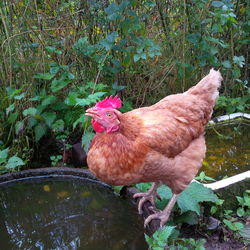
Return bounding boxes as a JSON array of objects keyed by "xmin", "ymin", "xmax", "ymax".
[{"xmin": 85, "ymin": 69, "xmax": 222, "ymax": 227}]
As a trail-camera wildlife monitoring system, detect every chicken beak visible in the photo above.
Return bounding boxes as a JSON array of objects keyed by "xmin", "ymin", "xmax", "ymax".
[{"xmin": 85, "ymin": 107, "xmax": 100, "ymax": 119}]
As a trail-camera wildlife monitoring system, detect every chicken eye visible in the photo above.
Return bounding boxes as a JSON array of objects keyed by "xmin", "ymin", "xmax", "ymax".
[{"xmin": 106, "ymin": 113, "xmax": 113, "ymax": 118}]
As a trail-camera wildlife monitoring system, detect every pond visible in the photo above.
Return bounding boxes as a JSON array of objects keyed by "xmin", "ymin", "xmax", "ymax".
[
  {"xmin": 202, "ymin": 122, "xmax": 250, "ymax": 180},
  {"xmin": 0, "ymin": 177, "xmax": 147, "ymax": 250}
]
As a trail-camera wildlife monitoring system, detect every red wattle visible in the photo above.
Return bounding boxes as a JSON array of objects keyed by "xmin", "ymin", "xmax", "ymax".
[{"xmin": 92, "ymin": 119, "xmax": 105, "ymax": 133}]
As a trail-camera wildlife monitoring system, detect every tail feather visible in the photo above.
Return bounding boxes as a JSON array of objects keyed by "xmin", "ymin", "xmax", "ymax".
[{"xmin": 186, "ymin": 68, "xmax": 223, "ymax": 104}]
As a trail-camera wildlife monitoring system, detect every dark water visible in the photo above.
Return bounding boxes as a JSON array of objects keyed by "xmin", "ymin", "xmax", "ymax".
[
  {"xmin": 0, "ymin": 177, "xmax": 147, "ymax": 250},
  {"xmin": 202, "ymin": 123, "xmax": 250, "ymax": 179}
]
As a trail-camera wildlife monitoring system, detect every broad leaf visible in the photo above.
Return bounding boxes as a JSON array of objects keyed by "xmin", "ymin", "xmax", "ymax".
[
  {"xmin": 34, "ymin": 123, "xmax": 47, "ymax": 141},
  {"xmin": 41, "ymin": 95, "xmax": 57, "ymax": 106},
  {"xmin": 178, "ymin": 182, "xmax": 218, "ymax": 214},
  {"xmin": 51, "ymin": 79, "xmax": 71, "ymax": 92},
  {"xmin": 6, "ymin": 156, "xmax": 24, "ymax": 169},
  {"xmin": 34, "ymin": 73, "xmax": 56, "ymax": 80},
  {"xmin": 23, "ymin": 107, "xmax": 37, "ymax": 116},
  {"xmin": 211, "ymin": 1, "xmax": 224, "ymax": 7},
  {"xmin": 15, "ymin": 121, "xmax": 24, "ymax": 135},
  {"xmin": 0, "ymin": 148, "xmax": 9, "ymax": 164},
  {"xmin": 82, "ymin": 132, "xmax": 95, "ymax": 152},
  {"xmin": 52, "ymin": 120, "xmax": 64, "ymax": 132},
  {"xmin": 6, "ymin": 104, "xmax": 15, "ymax": 115},
  {"xmin": 42, "ymin": 112, "xmax": 56, "ymax": 127}
]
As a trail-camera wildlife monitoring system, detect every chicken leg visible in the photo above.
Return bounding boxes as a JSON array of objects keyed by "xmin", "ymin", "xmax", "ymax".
[
  {"xmin": 133, "ymin": 182, "xmax": 161, "ymax": 214},
  {"xmin": 144, "ymin": 193, "xmax": 179, "ymax": 227}
]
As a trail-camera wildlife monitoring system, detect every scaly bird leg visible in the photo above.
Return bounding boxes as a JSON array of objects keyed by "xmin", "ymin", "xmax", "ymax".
[
  {"xmin": 133, "ymin": 182, "xmax": 161, "ymax": 214},
  {"xmin": 144, "ymin": 193, "xmax": 179, "ymax": 228}
]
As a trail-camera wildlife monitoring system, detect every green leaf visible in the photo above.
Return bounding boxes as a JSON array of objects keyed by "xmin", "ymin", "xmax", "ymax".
[
  {"xmin": 73, "ymin": 116, "xmax": 88, "ymax": 130},
  {"xmin": 211, "ymin": 1, "xmax": 224, "ymax": 7},
  {"xmin": 82, "ymin": 132, "xmax": 95, "ymax": 152},
  {"xmin": 15, "ymin": 121, "xmax": 24, "ymax": 135},
  {"xmin": 42, "ymin": 112, "xmax": 56, "ymax": 127},
  {"xmin": 75, "ymin": 92, "xmax": 106, "ymax": 107},
  {"xmin": 14, "ymin": 93, "xmax": 26, "ymax": 100},
  {"xmin": 7, "ymin": 112, "xmax": 19, "ymax": 124},
  {"xmin": 135, "ymin": 182, "xmax": 153, "ymax": 193},
  {"xmin": 236, "ymin": 196, "xmax": 244, "ymax": 205},
  {"xmin": 175, "ymin": 211, "xmax": 199, "ymax": 225},
  {"xmin": 154, "ymin": 226, "xmax": 175, "ymax": 243},
  {"xmin": 236, "ymin": 207, "xmax": 245, "ymax": 217},
  {"xmin": 178, "ymin": 182, "xmax": 218, "ymax": 214},
  {"xmin": 210, "ymin": 206, "xmax": 217, "ymax": 214},
  {"xmin": 234, "ymin": 222, "xmax": 244, "ymax": 230},
  {"xmin": 105, "ymin": 2, "xmax": 120, "ymax": 20},
  {"xmin": 34, "ymin": 73, "xmax": 56, "ymax": 80},
  {"xmin": 99, "ymin": 32, "xmax": 118, "ymax": 50},
  {"xmin": 41, "ymin": 95, "xmax": 57, "ymax": 106},
  {"xmin": 51, "ymin": 78, "xmax": 71, "ymax": 92},
  {"xmin": 0, "ymin": 148, "xmax": 9, "ymax": 164},
  {"xmin": 6, "ymin": 103, "xmax": 15, "ymax": 115},
  {"xmin": 112, "ymin": 185, "xmax": 123, "ymax": 194},
  {"xmin": 23, "ymin": 107, "xmax": 37, "ymax": 116},
  {"xmin": 50, "ymin": 64, "xmax": 60, "ymax": 74},
  {"xmin": 134, "ymin": 54, "xmax": 141, "ymax": 62},
  {"xmin": 52, "ymin": 119, "xmax": 64, "ymax": 132},
  {"xmin": 223, "ymin": 219, "xmax": 234, "ymax": 230},
  {"xmin": 34, "ymin": 123, "xmax": 47, "ymax": 141},
  {"xmin": 28, "ymin": 117, "xmax": 38, "ymax": 129},
  {"xmin": 233, "ymin": 56, "xmax": 245, "ymax": 68},
  {"xmin": 239, "ymin": 225, "xmax": 250, "ymax": 240},
  {"xmin": 178, "ymin": 191, "xmax": 201, "ymax": 214},
  {"xmin": 222, "ymin": 60, "xmax": 231, "ymax": 68},
  {"xmin": 45, "ymin": 46, "xmax": 62, "ymax": 54},
  {"xmin": 6, "ymin": 156, "xmax": 24, "ymax": 169}
]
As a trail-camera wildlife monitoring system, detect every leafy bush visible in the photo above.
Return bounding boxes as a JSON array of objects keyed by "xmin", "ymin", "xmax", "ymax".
[
  {"xmin": 0, "ymin": 0, "xmax": 249, "ymax": 169},
  {"xmin": 0, "ymin": 148, "xmax": 25, "ymax": 174},
  {"xmin": 145, "ymin": 225, "xmax": 206, "ymax": 250}
]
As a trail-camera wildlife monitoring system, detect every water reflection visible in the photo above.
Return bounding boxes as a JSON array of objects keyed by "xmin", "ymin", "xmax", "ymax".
[
  {"xmin": 0, "ymin": 178, "xmax": 147, "ymax": 250},
  {"xmin": 203, "ymin": 123, "xmax": 250, "ymax": 179}
]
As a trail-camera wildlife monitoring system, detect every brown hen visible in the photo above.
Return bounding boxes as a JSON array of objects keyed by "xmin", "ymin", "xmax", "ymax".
[{"xmin": 85, "ymin": 69, "xmax": 222, "ymax": 227}]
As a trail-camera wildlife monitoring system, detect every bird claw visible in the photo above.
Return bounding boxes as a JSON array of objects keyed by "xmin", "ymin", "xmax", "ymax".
[
  {"xmin": 133, "ymin": 192, "xmax": 155, "ymax": 214},
  {"xmin": 144, "ymin": 211, "xmax": 171, "ymax": 228},
  {"xmin": 148, "ymin": 205, "xmax": 160, "ymax": 213},
  {"xmin": 133, "ymin": 191, "xmax": 160, "ymax": 214}
]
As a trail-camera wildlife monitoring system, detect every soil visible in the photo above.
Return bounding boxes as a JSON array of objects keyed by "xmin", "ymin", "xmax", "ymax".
[{"xmin": 180, "ymin": 224, "xmax": 247, "ymax": 250}]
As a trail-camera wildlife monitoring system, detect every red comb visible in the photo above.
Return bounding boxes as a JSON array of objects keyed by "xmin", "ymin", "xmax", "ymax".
[{"xmin": 95, "ymin": 96, "xmax": 122, "ymax": 109}]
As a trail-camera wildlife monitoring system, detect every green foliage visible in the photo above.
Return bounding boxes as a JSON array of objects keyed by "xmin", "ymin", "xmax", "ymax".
[
  {"xmin": 0, "ymin": 148, "xmax": 25, "ymax": 174},
  {"xmin": 136, "ymin": 182, "xmax": 218, "ymax": 220},
  {"xmin": 236, "ymin": 190, "xmax": 250, "ymax": 217},
  {"xmin": 195, "ymin": 171, "xmax": 216, "ymax": 183},
  {"xmin": 223, "ymin": 219, "xmax": 244, "ymax": 231},
  {"xmin": 145, "ymin": 225, "xmax": 206, "ymax": 250},
  {"xmin": 209, "ymin": 190, "xmax": 250, "ymax": 244},
  {"xmin": 216, "ymin": 95, "xmax": 250, "ymax": 114},
  {"xmin": 50, "ymin": 155, "xmax": 63, "ymax": 166},
  {"xmin": 145, "ymin": 226, "xmax": 175, "ymax": 249},
  {"xmin": 0, "ymin": 0, "xmax": 249, "ymax": 168}
]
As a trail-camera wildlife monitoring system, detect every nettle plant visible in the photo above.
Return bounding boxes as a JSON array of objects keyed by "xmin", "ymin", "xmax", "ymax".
[
  {"xmin": 140, "ymin": 181, "xmax": 218, "ymax": 249},
  {"xmin": 1, "ymin": 0, "xmax": 162, "ymax": 171},
  {"xmin": 137, "ymin": 182, "xmax": 218, "ymax": 224},
  {"xmin": 0, "ymin": 148, "xmax": 25, "ymax": 174}
]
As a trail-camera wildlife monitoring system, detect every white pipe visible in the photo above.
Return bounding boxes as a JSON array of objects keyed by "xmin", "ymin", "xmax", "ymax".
[
  {"xmin": 209, "ymin": 112, "xmax": 250, "ymax": 125},
  {"xmin": 196, "ymin": 171, "xmax": 250, "ymax": 191}
]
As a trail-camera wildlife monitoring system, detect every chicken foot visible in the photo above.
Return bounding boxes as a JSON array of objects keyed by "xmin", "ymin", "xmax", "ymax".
[
  {"xmin": 133, "ymin": 182, "xmax": 161, "ymax": 214},
  {"xmin": 144, "ymin": 193, "xmax": 179, "ymax": 228}
]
